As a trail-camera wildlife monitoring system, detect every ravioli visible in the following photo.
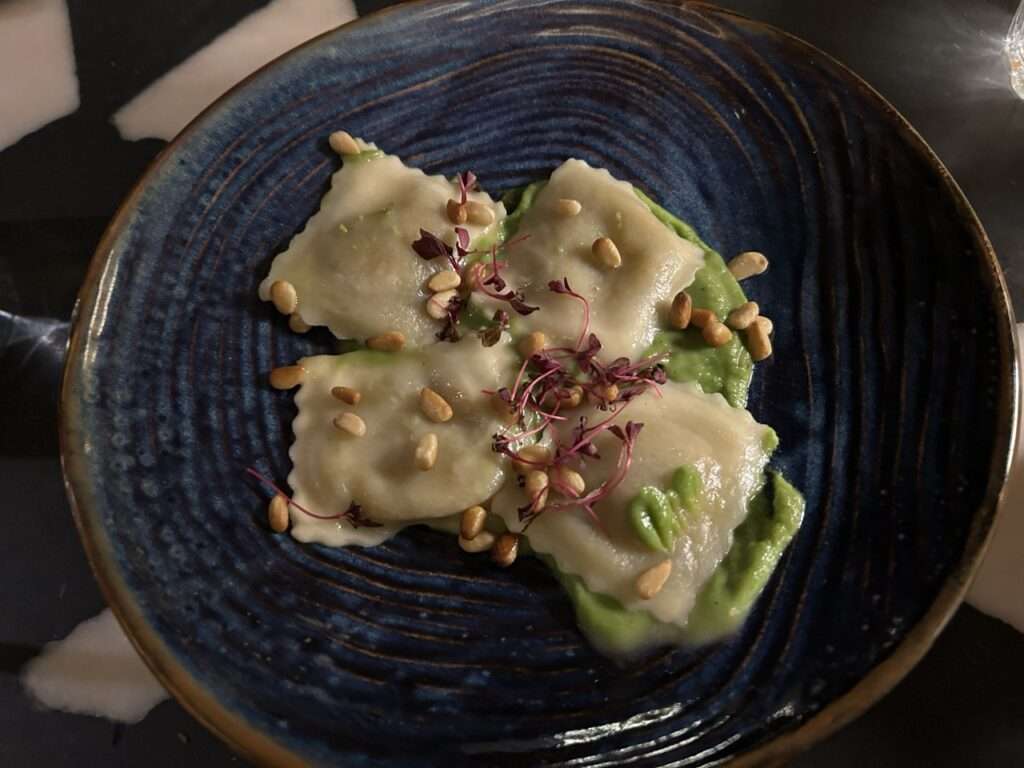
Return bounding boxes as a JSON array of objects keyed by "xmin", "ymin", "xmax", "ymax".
[
  {"xmin": 287, "ymin": 337, "xmax": 517, "ymax": 546},
  {"xmin": 491, "ymin": 381, "xmax": 774, "ymax": 628},
  {"xmin": 484, "ymin": 159, "xmax": 704, "ymax": 360},
  {"xmin": 259, "ymin": 145, "xmax": 505, "ymax": 346}
]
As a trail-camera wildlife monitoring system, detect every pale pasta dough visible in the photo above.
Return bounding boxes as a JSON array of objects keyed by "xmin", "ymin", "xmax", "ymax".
[
  {"xmin": 287, "ymin": 338, "xmax": 517, "ymax": 546},
  {"xmin": 491, "ymin": 381, "xmax": 773, "ymax": 628},
  {"xmin": 259, "ymin": 148, "xmax": 504, "ymax": 346},
  {"xmin": 486, "ymin": 159, "xmax": 704, "ymax": 360}
]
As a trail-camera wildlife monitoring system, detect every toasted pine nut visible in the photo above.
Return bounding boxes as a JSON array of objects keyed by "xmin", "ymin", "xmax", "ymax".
[
  {"xmin": 703, "ymin": 321, "xmax": 733, "ymax": 347},
  {"xmin": 288, "ymin": 314, "xmax": 311, "ymax": 333},
  {"xmin": 331, "ymin": 386, "xmax": 361, "ymax": 405},
  {"xmin": 446, "ymin": 199, "xmax": 468, "ymax": 224},
  {"xmin": 561, "ymin": 385, "xmax": 584, "ymax": 409},
  {"xmin": 460, "ymin": 505, "xmax": 487, "ymax": 540},
  {"xmin": 726, "ymin": 301, "xmax": 760, "ymax": 330},
  {"xmin": 490, "ymin": 393, "xmax": 518, "ymax": 425},
  {"xmin": 513, "ymin": 444, "xmax": 552, "ymax": 473},
  {"xmin": 459, "ymin": 530, "xmax": 495, "ymax": 553},
  {"xmin": 269, "ymin": 365, "xmax": 304, "ymax": 390},
  {"xmin": 727, "ymin": 251, "xmax": 769, "ymax": 280},
  {"xmin": 415, "ymin": 433, "xmax": 439, "ymax": 470},
  {"xmin": 491, "ymin": 533, "xmax": 520, "ymax": 567},
  {"xmin": 426, "ymin": 289, "xmax": 457, "ymax": 320},
  {"xmin": 636, "ymin": 560, "xmax": 672, "ymax": 599},
  {"xmin": 525, "ymin": 470, "xmax": 550, "ymax": 511},
  {"xmin": 555, "ymin": 198, "xmax": 582, "ymax": 216},
  {"xmin": 328, "ymin": 130, "xmax": 361, "ymax": 156},
  {"xmin": 592, "ymin": 237, "xmax": 622, "ymax": 269},
  {"xmin": 367, "ymin": 331, "xmax": 405, "ymax": 352},
  {"xmin": 427, "ymin": 270, "xmax": 462, "ymax": 292},
  {"xmin": 465, "ymin": 200, "xmax": 495, "ymax": 226},
  {"xmin": 551, "ymin": 466, "xmax": 585, "ymax": 498},
  {"xmin": 746, "ymin": 318, "xmax": 773, "ymax": 362},
  {"xmin": 669, "ymin": 291, "xmax": 692, "ymax": 329},
  {"xmin": 755, "ymin": 315, "xmax": 774, "ymax": 336},
  {"xmin": 420, "ymin": 387, "xmax": 453, "ymax": 422},
  {"xmin": 270, "ymin": 280, "xmax": 298, "ymax": 315},
  {"xmin": 333, "ymin": 412, "xmax": 366, "ymax": 437},
  {"xmin": 690, "ymin": 308, "xmax": 718, "ymax": 329},
  {"xmin": 594, "ymin": 383, "xmax": 620, "ymax": 403},
  {"xmin": 518, "ymin": 331, "xmax": 547, "ymax": 358},
  {"xmin": 268, "ymin": 495, "xmax": 289, "ymax": 533}
]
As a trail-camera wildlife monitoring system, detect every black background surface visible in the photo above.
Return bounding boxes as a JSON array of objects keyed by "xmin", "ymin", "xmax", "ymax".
[{"xmin": 2, "ymin": 1, "xmax": 1022, "ymax": 765}]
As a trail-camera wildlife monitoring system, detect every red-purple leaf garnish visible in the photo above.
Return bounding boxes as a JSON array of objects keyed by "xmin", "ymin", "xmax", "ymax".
[{"xmin": 412, "ymin": 229, "xmax": 452, "ymax": 261}]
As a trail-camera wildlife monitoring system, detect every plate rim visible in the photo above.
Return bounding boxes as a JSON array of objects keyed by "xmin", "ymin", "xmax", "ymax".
[{"xmin": 58, "ymin": 1, "xmax": 1020, "ymax": 765}]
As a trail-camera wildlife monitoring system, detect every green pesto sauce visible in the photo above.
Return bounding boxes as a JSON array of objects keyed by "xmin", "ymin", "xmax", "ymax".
[
  {"xmin": 635, "ymin": 190, "xmax": 753, "ymax": 409},
  {"xmin": 628, "ymin": 466, "xmax": 701, "ymax": 553},
  {"xmin": 494, "ymin": 181, "xmax": 801, "ymax": 653},
  {"xmin": 557, "ymin": 473, "xmax": 804, "ymax": 654},
  {"xmin": 682, "ymin": 472, "xmax": 804, "ymax": 644}
]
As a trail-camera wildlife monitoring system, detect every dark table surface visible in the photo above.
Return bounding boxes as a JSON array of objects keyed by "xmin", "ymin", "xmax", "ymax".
[{"xmin": 2, "ymin": 1, "xmax": 1023, "ymax": 765}]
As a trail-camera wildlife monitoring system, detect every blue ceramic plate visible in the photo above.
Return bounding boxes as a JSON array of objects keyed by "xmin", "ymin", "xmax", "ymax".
[{"xmin": 61, "ymin": 1, "xmax": 1018, "ymax": 765}]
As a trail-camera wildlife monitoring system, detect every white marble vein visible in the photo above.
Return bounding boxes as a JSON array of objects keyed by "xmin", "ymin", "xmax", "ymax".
[
  {"xmin": 0, "ymin": 0, "xmax": 79, "ymax": 151},
  {"xmin": 112, "ymin": 0, "xmax": 357, "ymax": 142},
  {"xmin": 22, "ymin": 609, "xmax": 168, "ymax": 723}
]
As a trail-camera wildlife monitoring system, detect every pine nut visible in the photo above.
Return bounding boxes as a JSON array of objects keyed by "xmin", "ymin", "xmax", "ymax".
[
  {"xmin": 514, "ymin": 444, "xmax": 552, "ymax": 473},
  {"xmin": 465, "ymin": 200, "xmax": 495, "ymax": 226},
  {"xmin": 270, "ymin": 280, "xmax": 298, "ymax": 315},
  {"xmin": 427, "ymin": 270, "xmax": 461, "ymax": 292},
  {"xmin": 367, "ymin": 331, "xmax": 405, "ymax": 352},
  {"xmin": 333, "ymin": 412, "xmax": 366, "ymax": 437},
  {"xmin": 755, "ymin": 315, "xmax": 774, "ymax": 336},
  {"xmin": 415, "ymin": 433, "xmax": 438, "ymax": 470},
  {"xmin": 561, "ymin": 385, "xmax": 584, "ymax": 409},
  {"xmin": 518, "ymin": 331, "xmax": 547, "ymax": 358},
  {"xmin": 669, "ymin": 291, "xmax": 692, "ymax": 329},
  {"xmin": 420, "ymin": 387, "xmax": 453, "ymax": 422},
  {"xmin": 459, "ymin": 530, "xmax": 495, "ymax": 553},
  {"xmin": 269, "ymin": 365, "xmax": 304, "ymax": 390},
  {"xmin": 328, "ymin": 130, "xmax": 361, "ymax": 156},
  {"xmin": 594, "ymin": 383, "xmax": 620, "ymax": 403},
  {"xmin": 592, "ymin": 237, "xmax": 622, "ymax": 269},
  {"xmin": 746, "ymin": 318, "xmax": 773, "ymax": 362},
  {"xmin": 727, "ymin": 251, "xmax": 769, "ymax": 280},
  {"xmin": 703, "ymin": 321, "xmax": 733, "ymax": 347},
  {"xmin": 331, "ymin": 386, "xmax": 361, "ymax": 405},
  {"xmin": 525, "ymin": 470, "xmax": 550, "ymax": 511},
  {"xmin": 555, "ymin": 198, "xmax": 582, "ymax": 216},
  {"xmin": 690, "ymin": 308, "xmax": 718, "ymax": 329},
  {"xmin": 726, "ymin": 301, "xmax": 760, "ymax": 330},
  {"xmin": 446, "ymin": 199, "xmax": 468, "ymax": 224},
  {"xmin": 551, "ymin": 466, "xmax": 585, "ymax": 498},
  {"xmin": 491, "ymin": 533, "xmax": 520, "ymax": 567},
  {"xmin": 426, "ymin": 289, "xmax": 457, "ymax": 319},
  {"xmin": 636, "ymin": 560, "xmax": 672, "ymax": 599},
  {"xmin": 288, "ymin": 314, "xmax": 311, "ymax": 333},
  {"xmin": 460, "ymin": 505, "xmax": 487, "ymax": 540},
  {"xmin": 268, "ymin": 495, "xmax": 289, "ymax": 533}
]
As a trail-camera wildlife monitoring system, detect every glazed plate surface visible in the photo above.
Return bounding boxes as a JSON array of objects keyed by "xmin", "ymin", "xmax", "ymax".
[{"xmin": 60, "ymin": 1, "xmax": 1017, "ymax": 764}]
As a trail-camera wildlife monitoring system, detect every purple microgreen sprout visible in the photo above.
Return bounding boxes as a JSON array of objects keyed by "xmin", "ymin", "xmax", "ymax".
[{"xmin": 244, "ymin": 467, "xmax": 380, "ymax": 528}]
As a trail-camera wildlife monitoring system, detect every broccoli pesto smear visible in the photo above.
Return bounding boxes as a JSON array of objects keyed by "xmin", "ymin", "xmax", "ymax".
[
  {"xmin": 554, "ymin": 473, "xmax": 805, "ymax": 654},
  {"xmin": 502, "ymin": 183, "xmax": 803, "ymax": 653}
]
